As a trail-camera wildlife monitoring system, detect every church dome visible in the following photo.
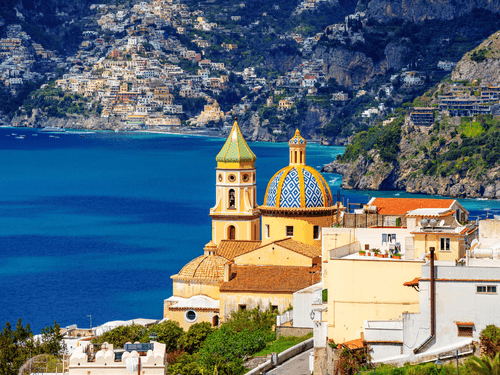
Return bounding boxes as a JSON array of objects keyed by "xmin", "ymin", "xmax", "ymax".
[
  {"xmin": 176, "ymin": 254, "xmax": 227, "ymax": 281},
  {"xmin": 264, "ymin": 165, "xmax": 333, "ymax": 208},
  {"xmin": 263, "ymin": 129, "xmax": 333, "ymax": 209}
]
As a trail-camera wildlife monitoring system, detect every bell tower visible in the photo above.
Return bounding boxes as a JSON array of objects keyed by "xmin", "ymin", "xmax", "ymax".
[{"xmin": 209, "ymin": 120, "xmax": 260, "ymax": 245}]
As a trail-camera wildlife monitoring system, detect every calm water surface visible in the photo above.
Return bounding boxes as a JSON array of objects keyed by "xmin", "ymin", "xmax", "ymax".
[{"xmin": 0, "ymin": 127, "xmax": 497, "ymax": 332}]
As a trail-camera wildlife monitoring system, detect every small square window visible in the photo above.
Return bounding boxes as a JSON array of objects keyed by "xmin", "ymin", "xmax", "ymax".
[
  {"xmin": 488, "ymin": 286, "xmax": 497, "ymax": 293},
  {"xmin": 314, "ymin": 225, "xmax": 320, "ymax": 240},
  {"xmin": 458, "ymin": 326, "xmax": 473, "ymax": 337},
  {"xmin": 477, "ymin": 286, "xmax": 486, "ymax": 293},
  {"xmin": 440, "ymin": 237, "xmax": 451, "ymax": 251},
  {"xmin": 286, "ymin": 226, "xmax": 294, "ymax": 237},
  {"xmin": 477, "ymin": 285, "xmax": 497, "ymax": 294},
  {"xmin": 239, "ymin": 304, "xmax": 246, "ymax": 310}
]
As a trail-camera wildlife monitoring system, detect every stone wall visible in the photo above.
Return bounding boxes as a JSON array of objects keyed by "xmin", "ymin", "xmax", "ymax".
[{"xmin": 276, "ymin": 326, "xmax": 313, "ymax": 338}]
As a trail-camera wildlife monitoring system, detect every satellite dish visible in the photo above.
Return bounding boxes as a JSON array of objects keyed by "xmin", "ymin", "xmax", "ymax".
[{"xmin": 439, "ymin": 220, "xmax": 445, "ymax": 226}]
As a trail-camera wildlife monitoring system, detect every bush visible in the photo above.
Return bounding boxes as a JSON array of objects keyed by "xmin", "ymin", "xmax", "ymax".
[
  {"xmin": 179, "ymin": 322, "xmax": 213, "ymax": 354},
  {"xmin": 480, "ymin": 325, "xmax": 500, "ymax": 357}
]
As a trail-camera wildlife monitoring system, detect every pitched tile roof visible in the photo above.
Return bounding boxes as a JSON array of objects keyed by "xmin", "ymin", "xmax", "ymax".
[
  {"xmin": 273, "ymin": 238, "xmax": 321, "ymax": 258},
  {"xmin": 370, "ymin": 198, "xmax": 454, "ymax": 215},
  {"xmin": 220, "ymin": 265, "xmax": 319, "ymax": 293},
  {"xmin": 217, "ymin": 240, "xmax": 262, "ymax": 262}
]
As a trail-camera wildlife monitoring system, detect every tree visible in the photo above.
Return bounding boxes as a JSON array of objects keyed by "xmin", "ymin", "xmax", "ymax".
[
  {"xmin": 179, "ymin": 322, "xmax": 213, "ymax": 354},
  {"xmin": 142, "ymin": 321, "xmax": 184, "ymax": 352}
]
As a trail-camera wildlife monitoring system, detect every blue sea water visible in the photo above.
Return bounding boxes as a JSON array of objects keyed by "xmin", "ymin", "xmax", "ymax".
[{"xmin": 0, "ymin": 127, "xmax": 498, "ymax": 333}]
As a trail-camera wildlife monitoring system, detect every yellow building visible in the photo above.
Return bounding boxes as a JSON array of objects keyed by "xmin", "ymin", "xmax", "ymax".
[
  {"xmin": 260, "ymin": 130, "xmax": 336, "ymax": 247},
  {"xmin": 209, "ymin": 120, "xmax": 260, "ymax": 244},
  {"xmin": 165, "ymin": 123, "xmax": 339, "ymax": 329}
]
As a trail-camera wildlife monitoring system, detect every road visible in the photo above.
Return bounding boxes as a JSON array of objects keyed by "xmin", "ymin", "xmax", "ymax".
[{"xmin": 267, "ymin": 349, "xmax": 313, "ymax": 375}]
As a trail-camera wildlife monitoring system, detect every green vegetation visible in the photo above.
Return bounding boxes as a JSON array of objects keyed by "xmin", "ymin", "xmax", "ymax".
[
  {"xmin": 471, "ymin": 48, "xmax": 488, "ymax": 63},
  {"xmin": 458, "ymin": 117, "xmax": 485, "ymax": 137},
  {"xmin": 0, "ymin": 319, "xmax": 65, "ymax": 375},
  {"xmin": 252, "ymin": 332, "xmax": 313, "ymax": 357},
  {"xmin": 340, "ymin": 116, "xmax": 404, "ymax": 163}
]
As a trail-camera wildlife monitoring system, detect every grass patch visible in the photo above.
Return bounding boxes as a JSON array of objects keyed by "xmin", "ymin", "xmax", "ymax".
[
  {"xmin": 252, "ymin": 332, "xmax": 313, "ymax": 357},
  {"xmin": 458, "ymin": 119, "xmax": 484, "ymax": 137}
]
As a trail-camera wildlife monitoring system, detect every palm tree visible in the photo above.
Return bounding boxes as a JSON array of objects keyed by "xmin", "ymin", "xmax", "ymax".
[{"xmin": 469, "ymin": 352, "xmax": 500, "ymax": 375}]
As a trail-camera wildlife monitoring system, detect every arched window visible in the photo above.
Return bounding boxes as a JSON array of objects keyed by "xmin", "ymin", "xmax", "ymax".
[
  {"xmin": 228, "ymin": 225, "xmax": 236, "ymax": 240},
  {"xmin": 228, "ymin": 189, "xmax": 236, "ymax": 209},
  {"xmin": 294, "ymin": 151, "xmax": 297, "ymax": 163},
  {"xmin": 212, "ymin": 315, "xmax": 219, "ymax": 327},
  {"xmin": 300, "ymin": 151, "xmax": 303, "ymax": 163}
]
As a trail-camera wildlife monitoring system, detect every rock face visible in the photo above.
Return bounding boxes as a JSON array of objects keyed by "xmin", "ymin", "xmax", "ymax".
[
  {"xmin": 314, "ymin": 46, "xmax": 384, "ymax": 88},
  {"xmin": 321, "ymin": 119, "xmax": 500, "ymax": 199},
  {"xmin": 10, "ymin": 114, "xmax": 135, "ymax": 131},
  {"xmin": 452, "ymin": 34, "xmax": 500, "ymax": 86},
  {"xmin": 365, "ymin": 0, "xmax": 500, "ymax": 23}
]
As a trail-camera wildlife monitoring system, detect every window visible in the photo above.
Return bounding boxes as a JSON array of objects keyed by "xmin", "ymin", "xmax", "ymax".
[
  {"xmin": 458, "ymin": 326, "xmax": 473, "ymax": 337},
  {"xmin": 265, "ymin": 224, "xmax": 270, "ymax": 238},
  {"xmin": 477, "ymin": 285, "xmax": 497, "ymax": 294},
  {"xmin": 286, "ymin": 226, "xmax": 294, "ymax": 237},
  {"xmin": 314, "ymin": 225, "xmax": 320, "ymax": 240},
  {"xmin": 382, "ymin": 234, "xmax": 397, "ymax": 245},
  {"xmin": 271, "ymin": 305, "xmax": 278, "ymax": 312},
  {"xmin": 228, "ymin": 225, "xmax": 236, "ymax": 240},
  {"xmin": 239, "ymin": 304, "xmax": 246, "ymax": 311},
  {"xmin": 185, "ymin": 310, "xmax": 197, "ymax": 322},
  {"xmin": 440, "ymin": 237, "xmax": 451, "ymax": 251},
  {"xmin": 228, "ymin": 189, "xmax": 236, "ymax": 209}
]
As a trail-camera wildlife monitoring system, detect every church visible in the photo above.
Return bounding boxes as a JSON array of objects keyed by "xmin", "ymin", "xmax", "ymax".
[{"xmin": 163, "ymin": 120, "xmax": 339, "ymax": 330}]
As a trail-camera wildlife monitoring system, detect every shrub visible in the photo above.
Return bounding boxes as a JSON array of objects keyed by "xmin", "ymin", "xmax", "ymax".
[{"xmin": 480, "ymin": 325, "xmax": 500, "ymax": 357}]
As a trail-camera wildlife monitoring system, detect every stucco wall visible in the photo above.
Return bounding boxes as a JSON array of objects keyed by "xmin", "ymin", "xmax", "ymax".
[
  {"xmin": 261, "ymin": 214, "xmax": 333, "ymax": 247},
  {"xmin": 164, "ymin": 308, "xmax": 219, "ymax": 331},
  {"xmin": 327, "ymin": 258, "xmax": 422, "ymax": 343},
  {"xmin": 293, "ymin": 283, "xmax": 323, "ymax": 328},
  {"xmin": 413, "ymin": 233, "xmax": 465, "ymax": 261},
  {"xmin": 235, "ymin": 244, "xmax": 312, "ymax": 267},
  {"xmin": 172, "ymin": 279, "xmax": 221, "ymax": 299},
  {"xmin": 220, "ymin": 291, "xmax": 292, "ymax": 320},
  {"xmin": 402, "ymin": 264, "xmax": 500, "ymax": 356}
]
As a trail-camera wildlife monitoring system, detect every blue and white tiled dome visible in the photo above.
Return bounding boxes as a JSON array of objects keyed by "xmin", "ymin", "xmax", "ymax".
[{"xmin": 264, "ymin": 165, "xmax": 333, "ymax": 208}]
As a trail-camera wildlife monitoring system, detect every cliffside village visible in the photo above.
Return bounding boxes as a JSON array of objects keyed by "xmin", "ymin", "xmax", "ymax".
[
  {"xmin": 0, "ymin": 0, "xmax": 466, "ymax": 134},
  {"xmin": 62, "ymin": 123, "xmax": 500, "ymax": 375}
]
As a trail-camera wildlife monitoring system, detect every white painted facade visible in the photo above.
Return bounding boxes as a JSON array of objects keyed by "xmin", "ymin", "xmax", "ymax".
[
  {"xmin": 293, "ymin": 282, "xmax": 323, "ymax": 328},
  {"xmin": 366, "ymin": 262, "xmax": 500, "ymax": 363}
]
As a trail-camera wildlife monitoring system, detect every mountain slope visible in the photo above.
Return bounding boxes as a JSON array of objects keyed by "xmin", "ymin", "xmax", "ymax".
[{"xmin": 322, "ymin": 29, "xmax": 500, "ymax": 199}]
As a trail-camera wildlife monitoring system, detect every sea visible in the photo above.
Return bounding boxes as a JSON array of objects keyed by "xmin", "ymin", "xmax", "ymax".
[{"xmin": 1, "ymin": 126, "xmax": 499, "ymax": 333}]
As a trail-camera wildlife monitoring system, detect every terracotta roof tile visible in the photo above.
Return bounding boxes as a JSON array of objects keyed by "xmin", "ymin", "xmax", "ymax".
[
  {"xmin": 220, "ymin": 265, "xmax": 319, "ymax": 293},
  {"xmin": 456, "ymin": 322, "xmax": 474, "ymax": 326},
  {"xmin": 217, "ymin": 240, "xmax": 262, "ymax": 262},
  {"xmin": 174, "ymin": 255, "xmax": 226, "ymax": 281},
  {"xmin": 403, "ymin": 277, "xmax": 420, "ymax": 287},
  {"xmin": 340, "ymin": 338, "xmax": 365, "ymax": 350},
  {"xmin": 274, "ymin": 238, "xmax": 321, "ymax": 258},
  {"xmin": 371, "ymin": 198, "xmax": 454, "ymax": 215}
]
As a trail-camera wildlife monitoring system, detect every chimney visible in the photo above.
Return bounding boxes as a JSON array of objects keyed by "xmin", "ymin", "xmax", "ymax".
[{"xmin": 223, "ymin": 262, "xmax": 232, "ymax": 282}]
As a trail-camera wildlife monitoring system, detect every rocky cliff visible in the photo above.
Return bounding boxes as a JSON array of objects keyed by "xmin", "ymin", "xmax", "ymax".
[
  {"xmin": 452, "ymin": 32, "xmax": 500, "ymax": 86},
  {"xmin": 322, "ymin": 119, "xmax": 500, "ymax": 198},
  {"xmin": 321, "ymin": 29, "xmax": 500, "ymax": 199},
  {"xmin": 365, "ymin": 0, "xmax": 500, "ymax": 23}
]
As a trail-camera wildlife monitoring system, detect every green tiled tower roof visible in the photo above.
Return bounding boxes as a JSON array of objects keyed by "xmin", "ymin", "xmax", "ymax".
[{"xmin": 216, "ymin": 120, "xmax": 256, "ymax": 163}]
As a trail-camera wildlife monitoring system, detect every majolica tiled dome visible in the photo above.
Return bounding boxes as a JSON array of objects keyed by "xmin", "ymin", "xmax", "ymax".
[
  {"xmin": 176, "ymin": 254, "xmax": 227, "ymax": 281},
  {"xmin": 264, "ymin": 165, "xmax": 333, "ymax": 208},
  {"xmin": 263, "ymin": 129, "xmax": 333, "ymax": 209}
]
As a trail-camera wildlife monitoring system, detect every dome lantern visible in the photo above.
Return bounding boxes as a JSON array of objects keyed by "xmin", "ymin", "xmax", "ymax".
[{"xmin": 288, "ymin": 129, "xmax": 306, "ymax": 166}]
